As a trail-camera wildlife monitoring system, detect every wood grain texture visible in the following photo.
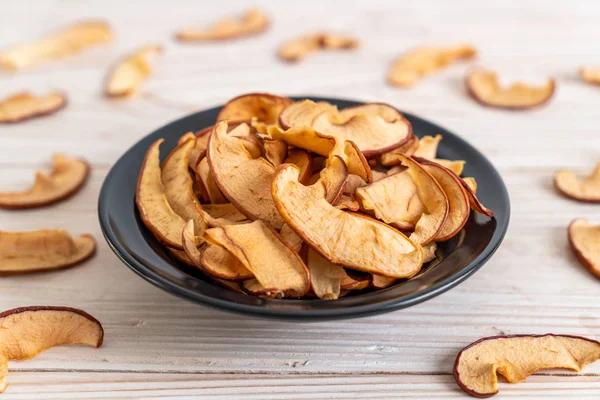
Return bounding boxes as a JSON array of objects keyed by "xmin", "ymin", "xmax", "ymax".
[{"xmin": 1, "ymin": 0, "xmax": 600, "ymax": 398}]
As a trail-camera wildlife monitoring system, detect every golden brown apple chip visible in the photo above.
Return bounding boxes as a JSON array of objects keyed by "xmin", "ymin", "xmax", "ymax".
[
  {"xmin": 263, "ymin": 140, "xmax": 288, "ymax": 168},
  {"xmin": 568, "ymin": 219, "xmax": 600, "ymax": 279},
  {"xmin": 0, "ymin": 91, "xmax": 67, "ymax": 124},
  {"xmin": 175, "ymin": 8, "xmax": 269, "ymax": 41},
  {"xmin": 316, "ymin": 156, "xmax": 348, "ymax": 204},
  {"xmin": 463, "ymin": 177, "xmax": 477, "ymax": 193},
  {"xmin": 196, "ymin": 157, "xmax": 228, "ymax": 204},
  {"xmin": 280, "ymin": 224, "xmax": 303, "ymax": 252},
  {"xmin": 421, "ymin": 162, "xmax": 470, "ymax": 241},
  {"xmin": 272, "ymin": 163, "xmax": 424, "ymax": 278},
  {"xmin": 371, "ymin": 274, "xmax": 397, "ymax": 289},
  {"xmin": 554, "ymin": 163, "xmax": 600, "ymax": 203},
  {"xmin": 466, "ymin": 69, "xmax": 555, "ymax": 110},
  {"xmin": 388, "ymin": 45, "xmax": 476, "ymax": 87},
  {"xmin": 413, "ymin": 135, "xmax": 466, "ymax": 176},
  {"xmin": 0, "ymin": 229, "xmax": 95, "ymax": 275},
  {"xmin": 0, "ymin": 21, "xmax": 112, "ymax": 70},
  {"xmin": 284, "ymin": 149, "xmax": 313, "ymax": 184},
  {"xmin": 202, "ymin": 203, "xmax": 248, "ymax": 225},
  {"xmin": 0, "ymin": 306, "xmax": 103, "ymax": 392},
  {"xmin": 136, "ymin": 139, "xmax": 187, "ymax": 248},
  {"xmin": 105, "ymin": 45, "xmax": 162, "ymax": 98},
  {"xmin": 335, "ymin": 194, "xmax": 360, "ymax": 211},
  {"xmin": 423, "ymin": 242, "xmax": 438, "ymax": 263},
  {"xmin": 344, "ymin": 174, "xmax": 368, "ymax": 195},
  {"xmin": 459, "ymin": 176, "xmax": 494, "ymax": 217},
  {"xmin": 454, "ymin": 334, "xmax": 600, "ymax": 398},
  {"xmin": 340, "ymin": 271, "xmax": 371, "ymax": 290},
  {"xmin": 205, "ymin": 220, "xmax": 309, "ymax": 296},
  {"xmin": 208, "ymin": 121, "xmax": 285, "ymax": 228},
  {"xmin": 217, "ymin": 93, "xmax": 292, "ymax": 123},
  {"xmin": 0, "ymin": 154, "xmax": 89, "ymax": 209},
  {"xmin": 380, "ymin": 136, "xmax": 420, "ymax": 166},
  {"xmin": 307, "ymin": 249, "xmax": 349, "ymax": 300},
  {"xmin": 581, "ymin": 67, "xmax": 600, "ymax": 85},
  {"xmin": 278, "ymin": 32, "xmax": 359, "ymax": 63}
]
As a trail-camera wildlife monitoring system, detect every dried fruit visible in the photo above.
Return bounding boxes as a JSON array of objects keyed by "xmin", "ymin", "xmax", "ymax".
[
  {"xmin": 335, "ymin": 194, "xmax": 360, "ymax": 211},
  {"xmin": 278, "ymin": 32, "xmax": 358, "ymax": 63},
  {"xmin": 568, "ymin": 219, "xmax": 600, "ymax": 279},
  {"xmin": 380, "ymin": 136, "xmax": 419, "ymax": 166},
  {"xmin": 454, "ymin": 334, "xmax": 600, "ymax": 397},
  {"xmin": 105, "ymin": 45, "xmax": 162, "ymax": 98},
  {"xmin": 554, "ymin": 162, "xmax": 600, "ymax": 203},
  {"xmin": 280, "ymin": 224, "xmax": 303, "ymax": 252},
  {"xmin": 580, "ymin": 67, "xmax": 600, "ymax": 85},
  {"xmin": 388, "ymin": 45, "xmax": 476, "ymax": 87},
  {"xmin": 176, "ymin": 9, "xmax": 269, "ymax": 41},
  {"xmin": 0, "ymin": 306, "xmax": 103, "ymax": 392},
  {"xmin": 196, "ymin": 157, "xmax": 228, "ymax": 204},
  {"xmin": 0, "ymin": 21, "xmax": 112, "ymax": 70},
  {"xmin": 466, "ymin": 69, "xmax": 555, "ymax": 110},
  {"xmin": 0, "ymin": 229, "xmax": 95, "ymax": 275},
  {"xmin": 0, "ymin": 91, "xmax": 67, "ymax": 123},
  {"xmin": 0, "ymin": 154, "xmax": 89, "ymax": 209},
  {"xmin": 463, "ymin": 177, "xmax": 477, "ymax": 193},
  {"xmin": 205, "ymin": 220, "xmax": 309, "ymax": 297},
  {"xmin": 459, "ymin": 176, "xmax": 493, "ymax": 217},
  {"xmin": 217, "ymin": 93, "xmax": 292, "ymax": 124},
  {"xmin": 263, "ymin": 140, "xmax": 288, "ymax": 168},
  {"xmin": 371, "ymin": 274, "xmax": 397, "ymax": 289},
  {"xmin": 307, "ymin": 249, "xmax": 349, "ymax": 299},
  {"xmin": 202, "ymin": 203, "xmax": 248, "ymax": 226},
  {"xmin": 272, "ymin": 163, "xmax": 424, "ymax": 278},
  {"xmin": 284, "ymin": 149, "xmax": 313, "ymax": 184},
  {"xmin": 413, "ymin": 135, "xmax": 465, "ymax": 176}
]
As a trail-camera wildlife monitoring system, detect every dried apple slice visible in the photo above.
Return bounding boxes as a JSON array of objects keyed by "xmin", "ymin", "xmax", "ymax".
[
  {"xmin": 340, "ymin": 271, "xmax": 370, "ymax": 290},
  {"xmin": 380, "ymin": 136, "xmax": 419, "ymax": 166},
  {"xmin": 263, "ymin": 140, "xmax": 288, "ymax": 168},
  {"xmin": 466, "ymin": 69, "xmax": 555, "ymax": 110},
  {"xmin": 568, "ymin": 219, "xmax": 600, "ymax": 279},
  {"xmin": 335, "ymin": 194, "xmax": 360, "ymax": 211},
  {"xmin": 105, "ymin": 45, "xmax": 162, "ymax": 98},
  {"xmin": 0, "ymin": 306, "xmax": 103, "ymax": 392},
  {"xmin": 0, "ymin": 91, "xmax": 67, "ymax": 124},
  {"xmin": 0, "ymin": 21, "xmax": 112, "ymax": 70},
  {"xmin": 0, "ymin": 229, "xmax": 95, "ymax": 275},
  {"xmin": 454, "ymin": 334, "xmax": 600, "ymax": 398},
  {"xmin": 175, "ymin": 8, "xmax": 269, "ymax": 41},
  {"xmin": 307, "ymin": 249, "xmax": 349, "ymax": 300},
  {"xmin": 278, "ymin": 100, "xmax": 337, "ymax": 129},
  {"xmin": 278, "ymin": 32, "xmax": 359, "ymax": 63},
  {"xmin": 242, "ymin": 278, "xmax": 283, "ymax": 298},
  {"xmin": 371, "ymin": 274, "xmax": 397, "ymax": 289},
  {"xmin": 272, "ymin": 163, "xmax": 424, "ymax": 278},
  {"xmin": 207, "ymin": 121, "xmax": 285, "ymax": 229},
  {"xmin": 204, "ymin": 220, "xmax": 309, "ymax": 296},
  {"xmin": 136, "ymin": 139, "xmax": 186, "ymax": 248},
  {"xmin": 554, "ymin": 163, "xmax": 600, "ymax": 203},
  {"xmin": 581, "ymin": 67, "xmax": 600, "ymax": 85},
  {"xmin": 459, "ymin": 176, "xmax": 494, "ymax": 217},
  {"xmin": 413, "ymin": 135, "xmax": 465, "ymax": 176},
  {"xmin": 280, "ymin": 224, "xmax": 303, "ymax": 252},
  {"xmin": 0, "ymin": 154, "xmax": 89, "ymax": 209},
  {"xmin": 217, "ymin": 93, "xmax": 292, "ymax": 123},
  {"xmin": 202, "ymin": 203, "xmax": 247, "ymax": 224},
  {"xmin": 388, "ymin": 45, "xmax": 476, "ymax": 86},
  {"xmin": 284, "ymin": 149, "xmax": 313, "ymax": 184},
  {"xmin": 423, "ymin": 242, "xmax": 438, "ymax": 263},
  {"xmin": 196, "ymin": 157, "xmax": 228, "ymax": 204},
  {"xmin": 463, "ymin": 177, "xmax": 477, "ymax": 193}
]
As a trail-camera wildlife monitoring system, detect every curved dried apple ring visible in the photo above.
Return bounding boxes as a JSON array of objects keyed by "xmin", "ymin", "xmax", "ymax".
[
  {"xmin": 380, "ymin": 136, "xmax": 419, "ymax": 166},
  {"xmin": 0, "ymin": 154, "xmax": 89, "ymax": 209},
  {"xmin": 388, "ymin": 45, "xmax": 476, "ymax": 87},
  {"xmin": 568, "ymin": 219, "xmax": 600, "ymax": 279},
  {"xmin": 580, "ymin": 67, "xmax": 600, "ymax": 85},
  {"xmin": 263, "ymin": 140, "xmax": 288, "ymax": 168},
  {"xmin": 0, "ymin": 91, "xmax": 67, "ymax": 124},
  {"xmin": 466, "ymin": 69, "xmax": 555, "ymax": 110},
  {"xmin": 0, "ymin": 21, "xmax": 112, "ymax": 70},
  {"xmin": 0, "ymin": 229, "xmax": 95, "ymax": 275},
  {"xmin": 454, "ymin": 334, "xmax": 600, "ymax": 398},
  {"xmin": 284, "ymin": 149, "xmax": 313, "ymax": 184},
  {"xmin": 554, "ymin": 163, "xmax": 600, "ymax": 203},
  {"xmin": 105, "ymin": 45, "xmax": 162, "ymax": 98},
  {"xmin": 0, "ymin": 306, "xmax": 103, "ymax": 392},
  {"xmin": 278, "ymin": 32, "xmax": 358, "ymax": 63},
  {"xmin": 176, "ymin": 8, "xmax": 269, "ymax": 41},
  {"xmin": 457, "ymin": 176, "xmax": 493, "ymax": 217},
  {"xmin": 217, "ymin": 93, "xmax": 292, "ymax": 124}
]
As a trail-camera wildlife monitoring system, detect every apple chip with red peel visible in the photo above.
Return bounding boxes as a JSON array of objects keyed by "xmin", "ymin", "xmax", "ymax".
[
  {"xmin": 176, "ymin": 8, "xmax": 269, "ymax": 42},
  {"xmin": 340, "ymin": 272, "xmax": 370, "ymax": 290},
  {"xmin": 554, "ymin": 163, "xmax": 600, "ymax": 203},
  {"xmin": 278, "ymin": 32, "xmax": 358, "ymax": 63},
  {"xmin": 196, "ymin": 157, "xmax": 228, "ymax": 204},
  {"xmin": 0, "ymin": 229, "xmax": 95, "ymax": 275},
  {"xmin": 581, "ymin": 67, "xmax": 600, "ymax": 85},
  {"xmin": 338, "ymin": 103, "xmax": 403, "ymax": 122},
  {"xmin": 284, "ymin": 149, "xmax": 313, "ymax": 184},
  {"xmin": 263, "ymin": 140, "xmax": 288, "ymax": 168},
  {"xmin": 454, "ymin": 334, "xmax": 600, "ymax": 398},
  {"xmin": 316, "ymin": 156, "xmax": 348, "ymax": 204},
  {"xmin": 0, "ymin": 91, "xmax": 67, "ymax": 124},
  {"xmin": 205, "ymin": 220, "xmax": 310, "ymax": 297},
  {"xmin": 0, "ymin": 154, "xmax": 89, "ymax": 209},
  {"xmin": 217, "ymin": 93, "xmax": 292, "ymax": 124},
  {"xmin": 207, "ymin": 121, "xmax": 284, "ymax": 229},
  {"xmin": 272, "ymin": 163, "xmax": 424, "ymax": 278},
  {"xmin": 388, "ymin": 45, "xmax": 476, "ymax": 87},
  {"xmin": 307, "ymin": 249, "xmax": 349, "ymax": 300},
  {"xmin": 463, "ymin": 177, "xmax": 477, "ymax": 193},
  {"xmin": 136, "ymin": 139, "xmax": 187, "ymax": 249},
  {"xmin": 568, "ymin": 219, "xmax": 600, "ymax": 279},
  {"xmin": 105, "ymin": 45, "xmax": 162, "ymax": 98},
  {"xmin": 0, "ymin": 21, "xmax": 112, "ymax": 71},
  {"xmin": 278, "ymin": 100, "xmax": 337, "ymax": 129},
  {"xmin": 459, "ymin": 176, "xmax": 493, "ymax": 217},
  {"xmin": 466, "ymin": 69, "xmax": 555, "ymax": 110},
  {"xmin": 413, "ymin": 135, "xmax": 466, "ymax": 176},
  {"xmin": 0, "ymin": 306, "xmax": 103, "ymax": 392},
  {"xmin": 380, "ymin": 136, "xmax": 419, "ymax": 166}
]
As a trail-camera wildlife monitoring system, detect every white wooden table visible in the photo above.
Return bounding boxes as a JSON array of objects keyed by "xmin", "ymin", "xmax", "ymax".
[{"xmin": 1, "ymin": 0, "xmax": 600, "ymax": 398}]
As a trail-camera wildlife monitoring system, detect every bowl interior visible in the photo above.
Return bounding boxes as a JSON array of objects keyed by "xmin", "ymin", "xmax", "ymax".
[{"xmin": 99, "ymin": 96, "xmax": 509, "ymax": 320}]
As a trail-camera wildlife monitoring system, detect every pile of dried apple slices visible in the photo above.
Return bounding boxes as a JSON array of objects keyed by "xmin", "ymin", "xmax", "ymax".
[{"xmin": 135, "ymin": 93, "xmax": 493, "ymax": 299}]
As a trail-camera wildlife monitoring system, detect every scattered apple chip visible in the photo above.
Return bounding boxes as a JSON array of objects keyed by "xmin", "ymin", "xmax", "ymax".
[
  {"xmin": 207, "ymin": 121, "xmax": 284, "ymax": 229},
  {"xmin": 272, "ymin": 163, "xmax": 424, "ymax": 278},
  {"xmin": 0, "ymin": 154, "xmax": 89, "ymax": 209},
  {"xmin": 278, "ymin": 32, "xmax": 359, "ymax": 63},
  {"xmin": 554, "ymin": 162, "xmax": 600, "ymax": 203},
  {"xmin": 454, "ymin": 334, "xmax": 600, "ymax": 398},
  {"xmin": 217, "ymin": 93, "xmax": 292, "ymax": 124},
  {"xmin": 581, "ymin": 67, "xmax": 600, "ymax": 85},
  {"xmin": 0, "ymin": 229, "xmax": 95, "ymax": 275},
  {"xmin": 388, "ymin": 44, "xmax": 476, "ymax": 87},
  {"xmin": 0, "ymin": 91, "xmax": 67, "ymax": 124},
  {"xmin": 175, "ymin": 8, "xmax": 269, "ymax": 41},
  {"xmin": 466, "ymin": 69, "xmax": 555, "ymax": 110},
  {"xmin": 0, "ymin": 306, "xmax": 104, "ymax": 392},
  {"xmin": 105, "ymin": 45, "xmax": 162, "ymax": 98},
  {"xmin": 459, "ymin": 176, "xmax": 494, "ymax": 217},
  {"xmin": 263, "ymin": 140, "xmax": 288, "ymax": 168},
  {"xmin": 568, "ymin": 219, "xmax": 600, "ymax": 279},
  {"xmin": 284, "ymin": 149, "xmax": 313, "ymax": 184},
  {"xmin": 205, "ymin": 220, "xmax": 309, "ymax": 296},
  {"xmin": 0, "ymin": 21, "xmax": 112, "ymax": 70},
  {"xmin": 136, "ymin": 139, "xmax": 187, "ymax": 248},
  {"xmin": 380, "ymin": 136, "xmax": 419, "ymax": 166}
]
